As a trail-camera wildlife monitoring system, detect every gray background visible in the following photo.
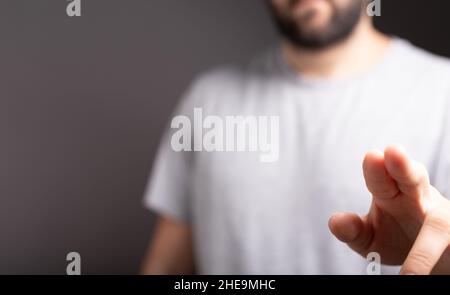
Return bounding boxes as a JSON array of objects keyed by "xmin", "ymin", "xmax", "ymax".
[{"xmin": 3, "ymin": 0, "xmax": 450, "ymax": 274}]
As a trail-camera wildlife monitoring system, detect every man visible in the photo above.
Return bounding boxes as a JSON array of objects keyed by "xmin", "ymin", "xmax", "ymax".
[{"xmin": 141, "ymin": 0, "xmax": 450, "ymax": 274}]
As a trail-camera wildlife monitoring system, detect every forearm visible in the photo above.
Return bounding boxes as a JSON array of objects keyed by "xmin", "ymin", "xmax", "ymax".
[
  {"xmin": 140, "ymin": 244, "xmax": 195, "ymax": 275},
  {"xmin": 431, "ymin": 246, "xmax": 450, "ymax": 274},
  {"xmin": 140, "ymin": 216, "xmax": 195, "ymax": 275}
]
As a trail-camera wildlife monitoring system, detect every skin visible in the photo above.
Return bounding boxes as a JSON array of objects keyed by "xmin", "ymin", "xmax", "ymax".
[
  {"xmin": 329, "ymin": 145, "xmax": 450, "ymax": 275},
  {"xmin": 141, "ymin": 0, "xmax": 450, "ymax": 274},
  {"xmin": 275, "ymin": 0, "xmax": 391, "ymax": 78},
  {"xmin": 140, "ymin": 217, "xmax": 195, "ymax": 274}
]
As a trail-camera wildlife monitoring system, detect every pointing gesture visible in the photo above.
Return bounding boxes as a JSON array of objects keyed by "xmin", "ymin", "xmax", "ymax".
[{"xmin": 329, "ymin": 145, "xmax": 450, "ymax": 275}]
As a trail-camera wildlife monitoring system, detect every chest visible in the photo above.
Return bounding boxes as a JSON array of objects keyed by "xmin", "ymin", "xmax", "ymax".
[{"xmin": 191, "ymin": 87, "xmax": 444, "ymax": 216}]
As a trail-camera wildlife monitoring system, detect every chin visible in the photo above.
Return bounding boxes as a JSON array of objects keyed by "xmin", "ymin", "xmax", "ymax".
[{"xmin": 296, "ymin": 17, "xmax": 332, "ymax": 35}]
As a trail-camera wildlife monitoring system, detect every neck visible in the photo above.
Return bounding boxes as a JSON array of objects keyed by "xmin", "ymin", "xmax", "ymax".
[{"xmin": 282, "ymin": 17, "xmax": 391, "ymax": 79}]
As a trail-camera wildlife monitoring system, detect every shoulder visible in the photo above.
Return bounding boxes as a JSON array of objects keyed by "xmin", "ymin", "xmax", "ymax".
[
  {"xmin": 383, "ymin": 38, "xmax": 450, "ymax": 113},
  {"xmin": 393, "ymin": 38, "xmax": 450, "ymax": 82}
]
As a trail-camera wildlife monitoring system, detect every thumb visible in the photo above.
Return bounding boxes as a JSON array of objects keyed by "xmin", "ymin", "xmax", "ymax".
[{"xmin": 328, "ymin": 212, "xmax": 373, "ymax": 256}]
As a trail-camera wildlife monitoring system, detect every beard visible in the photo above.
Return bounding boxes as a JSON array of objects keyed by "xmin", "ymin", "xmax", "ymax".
[{"xmin": 267, "ymin": 0, "xmax": 364, "ymax": 50}]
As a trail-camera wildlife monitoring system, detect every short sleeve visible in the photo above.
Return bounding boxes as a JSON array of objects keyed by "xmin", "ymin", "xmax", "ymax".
[
  {"xmin": 142, "ymin": 131, "xmax": 193, "ymax": 223},
  {"xmin": 431, "ymin": 89, "xmax": 450, "ymax": 199},
  {"xmin": 142, "ymin": 78, "xmax": 204, "ymax": 223}
]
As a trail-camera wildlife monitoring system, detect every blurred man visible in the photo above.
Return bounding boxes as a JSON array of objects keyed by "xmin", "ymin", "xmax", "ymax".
[{"xmin": 141, "ymin": 0, "xmax": 450, "ymax": 274}]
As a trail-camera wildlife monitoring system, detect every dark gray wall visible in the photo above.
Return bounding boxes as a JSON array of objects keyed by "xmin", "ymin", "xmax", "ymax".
[
  {"xmin": 2, "ymin": 0, "xmax": 277, "ymax": 274},
  {"xmin": 3, "ymin": 0, "xmax": 450, "ymax": 274}
]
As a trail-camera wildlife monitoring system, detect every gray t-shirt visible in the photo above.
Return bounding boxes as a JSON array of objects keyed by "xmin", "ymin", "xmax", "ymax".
[{"xmin": 143, "ymin": 38, "xmax": 450, "ymax": 274}]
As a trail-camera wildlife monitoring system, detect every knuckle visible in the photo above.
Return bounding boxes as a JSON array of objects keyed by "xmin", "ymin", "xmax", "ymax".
[
  {"xmin": 407, "ymin": 250, "xmax": 434, "ymax": 271},
  {"xmin": 418, "ymin": 163, "xmax": 430, "ymax": 184},
  {"xmin": 411, "ymin": 163, "xmax": 429, "ymax": 187},
  {"xmin": 426, "ymin": 211, "xmax": 450, "ymax": 237},
  {"xmin": 371, "ymin": 185, "xmax": 397, "ymax": 199}
]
